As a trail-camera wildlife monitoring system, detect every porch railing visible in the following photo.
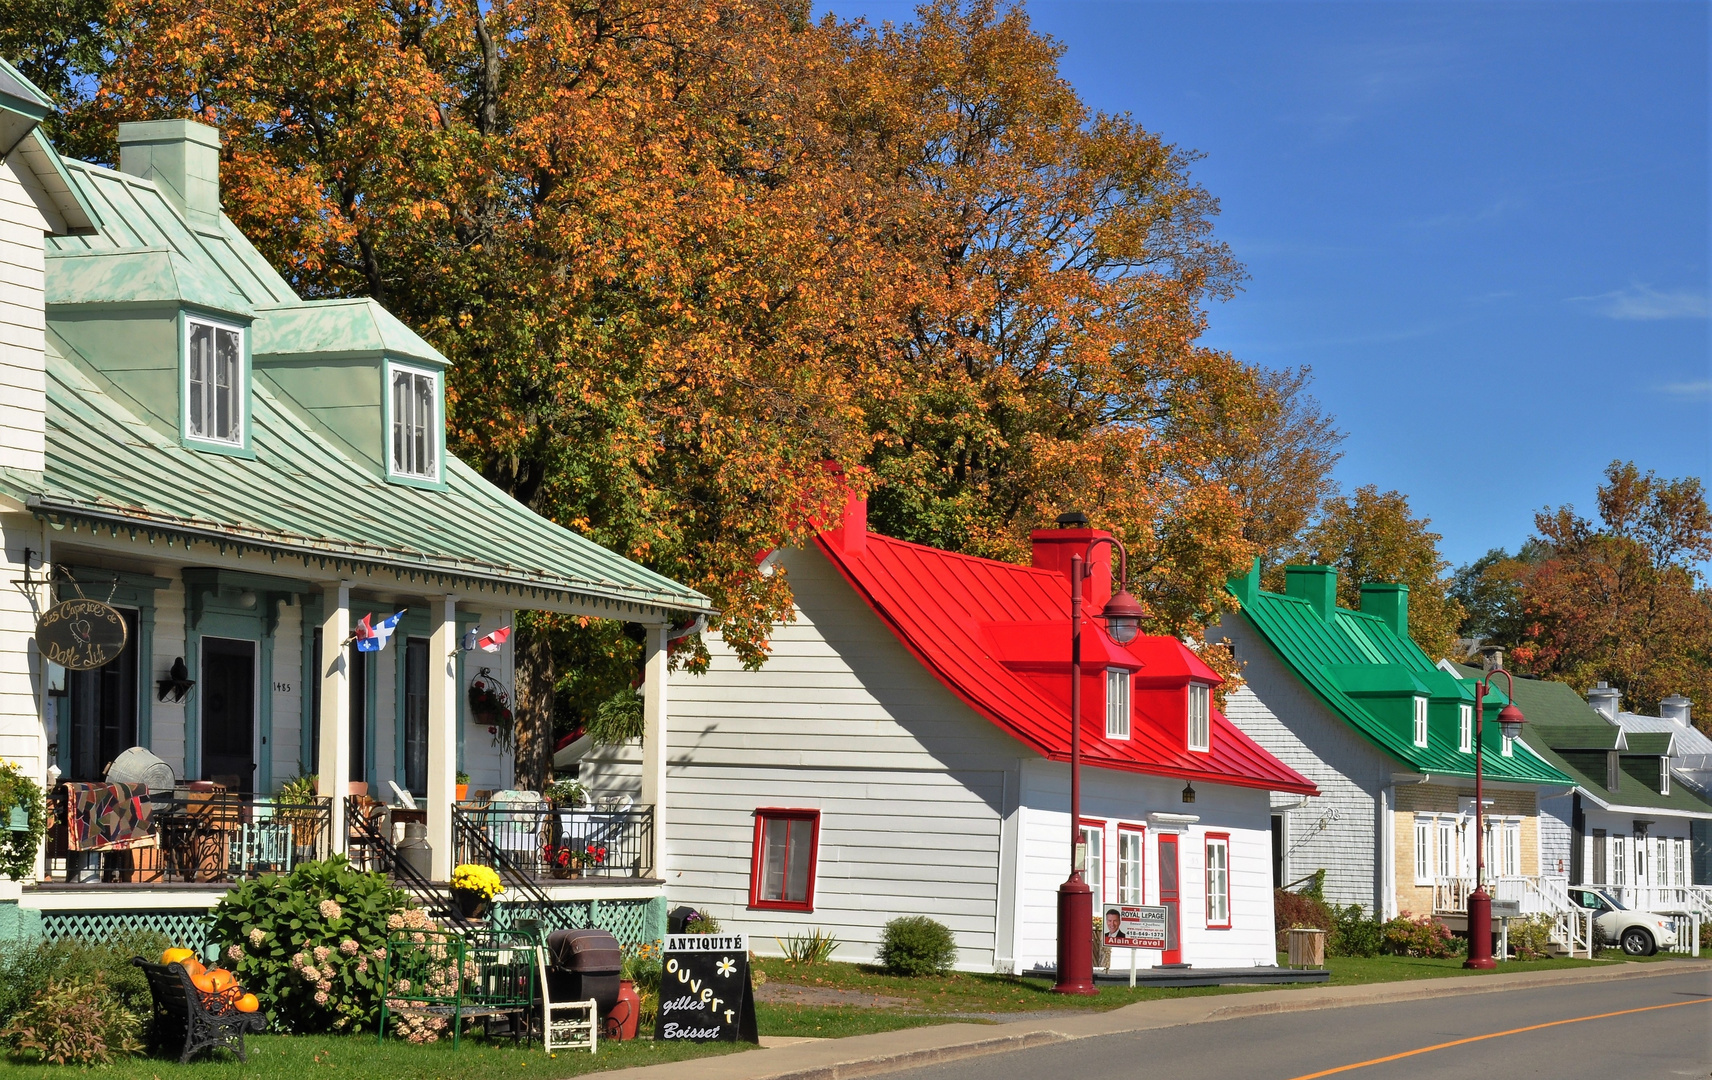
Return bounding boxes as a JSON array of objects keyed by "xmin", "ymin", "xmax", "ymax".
[
  {"xmin": 451, "ymin": 800, "xmax": 654, "ymax": 880},
  {"xmin": 45, "ymin": 790, "xmax": 332, "ymax": 885}
]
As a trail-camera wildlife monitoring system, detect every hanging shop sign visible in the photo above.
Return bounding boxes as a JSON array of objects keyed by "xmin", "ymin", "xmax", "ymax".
[
  {"xmin": 35, "ymin": 599, "xmax": 128, "ymax": 671},
  {"xmin": 1102, "ymin": 904, "xmax": 1170, "ymax": 949},
  {"xmin": 655, "ymin": 933, "xmax": 758, "ymax": 1044}
]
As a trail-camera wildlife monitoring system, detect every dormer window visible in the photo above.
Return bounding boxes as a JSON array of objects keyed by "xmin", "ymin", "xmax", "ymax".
[
  {"xmin": 1187, "ymin": 682, "xmax": 1210, "ymax": 752},
  {"xmin": 1412, "ymin": 696, "xmax": 1428, "ymax": 747},
  {"xmin": 389, "ymin": 364, "xmax": 440, "ymax": 482},
  {"xmin": 1459, "ymin": 705, "xmax": 1473, "ymax": 753},
  {"xmin": 1105, "ymin": 669, "xmax": 1130, "ymax": 740},
  {"xmin": 185, "ymin": 316, "xmax": 244, "ymax": 447},
  {"xmin": 1660, "ymin": 761, "xmax": 1669, "ymax": 795}
]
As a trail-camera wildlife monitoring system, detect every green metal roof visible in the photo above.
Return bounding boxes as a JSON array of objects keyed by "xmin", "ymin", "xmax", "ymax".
[
  {"xmin": 1228, "ymin": 563, "xmax": 1569, "ymax": 785},
  {"xmin": 26, "ymin": 145, "xmax": 711, "ymax": 619}
]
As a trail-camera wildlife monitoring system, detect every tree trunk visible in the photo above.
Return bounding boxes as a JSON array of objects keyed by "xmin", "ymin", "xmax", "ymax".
[{"xmin": 512, "ymin": 616, "xmax": 555, "ymax": 791}]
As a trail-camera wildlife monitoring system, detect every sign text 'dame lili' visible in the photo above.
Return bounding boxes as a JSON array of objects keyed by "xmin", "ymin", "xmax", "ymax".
[
  {"xmin": 35, "ymin": 600, "xmax": 128, "ymax": 671},
  {"xmin": 655, "ymin": 934, "xmax": 758, "ymax": 1044}
]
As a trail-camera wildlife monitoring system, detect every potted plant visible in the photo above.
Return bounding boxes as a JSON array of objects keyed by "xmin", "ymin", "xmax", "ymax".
[
  {"xmin": 467, "ymin": 669, "xmax": 515, "ymax": 750},
  {"xmin": 0, "ymin": 760, "xmax": 43, "ymax": 881},
  {"xmin": 455, "ymin": 772, "xmax": 470, "ymax": 802},
  {"xmin": 449, "ymin": 863, "xmax": 504, "ymax": 919},
  {"xmin": 545, "ymin": 779, "xmax": 587, "ymax": 809},
  {"xmin": 542, "ymin": 842, "xmax": 582, "ymax": 879}
]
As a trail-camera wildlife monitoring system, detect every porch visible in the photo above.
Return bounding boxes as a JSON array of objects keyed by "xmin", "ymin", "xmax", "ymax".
[{"xmin": 1432, "ymin": 875, "xmax": 1597, "ymax": 958}]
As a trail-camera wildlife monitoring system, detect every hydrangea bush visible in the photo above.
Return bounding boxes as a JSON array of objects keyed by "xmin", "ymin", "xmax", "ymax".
[{"xmin": 207, "ymin": 856, "xmax": 414, "ymax": 1033}]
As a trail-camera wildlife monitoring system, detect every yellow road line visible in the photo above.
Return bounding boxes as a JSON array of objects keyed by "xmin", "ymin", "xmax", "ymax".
[{"xmin": 1283, "ymin": 996, "xmax": 1712, "ymax": 1080}]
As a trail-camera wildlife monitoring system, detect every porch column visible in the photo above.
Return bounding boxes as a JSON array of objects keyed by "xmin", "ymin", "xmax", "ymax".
[
  {"xmin": 316, "ymin": 582, "xmax": 352, "ymax": 851},
  {"xmin": 426, "ymin": 595, "xmax": 459, "ymax": 881},
  {"xmin": 639, "ymin": 623, "xmax": 669, "ymax": 879}
]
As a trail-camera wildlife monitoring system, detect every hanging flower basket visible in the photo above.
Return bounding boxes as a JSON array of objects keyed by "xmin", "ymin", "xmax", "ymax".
[{"xmin": 467, "ymin": 668, "xmax": 515, "ymax": 751}]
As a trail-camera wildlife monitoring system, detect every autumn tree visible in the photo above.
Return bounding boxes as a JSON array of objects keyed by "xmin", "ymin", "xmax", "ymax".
[
  {"xmin": 1272, "ymin": 485, "xmax": 1464, "ymax": 659},
  {"xmin": 1509, "ymin": 462, "xmax": 1712, "ymax": 719}
]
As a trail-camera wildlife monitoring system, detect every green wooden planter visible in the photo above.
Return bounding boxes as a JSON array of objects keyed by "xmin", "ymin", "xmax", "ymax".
[{"xmin": 6, "ymin": 808, "xmax": 26, "ymax": 832}]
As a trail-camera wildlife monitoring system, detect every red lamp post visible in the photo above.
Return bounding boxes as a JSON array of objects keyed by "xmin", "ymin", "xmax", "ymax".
[
  {"xmin": 1464, "ymin": 667, "xmax": 1527, "ymax": 970},
  {"xmin": 1053, "ymin": 522, "xmax": 1142, "ymax": 996}
]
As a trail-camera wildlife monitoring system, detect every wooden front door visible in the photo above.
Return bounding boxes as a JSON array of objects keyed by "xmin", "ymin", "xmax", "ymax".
[
  {"xmin": 1159, "ymin": 834, "xmax": 1181, "ymax": 964},
  {"xmin": 201, "ymin": 637, "xmax": 256, "ymax": 793}
]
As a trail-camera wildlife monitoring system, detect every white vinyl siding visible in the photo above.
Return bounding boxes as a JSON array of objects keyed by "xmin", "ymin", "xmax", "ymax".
[
  {"xmin": 1458, "ymin": 705, "xmax": 1473, "ymax": 753},
  {"xmin": 390, "ymin": 365, "xmax": 438, "ymax": 480},
  {"xmin": 1187, "ymin": 683, "xmax": 1210, "ymax": 752},
  {"xmin": 1118, "ymin": 828, "xmax": 1144, "ymax": 904},
  {"xmin": 1412, "ymin": 696, "xmax": 1428, "ymax": 747},
  {"xmin": 185, "ymin": 317, "xmax": 243, "ymax": 445},
  {"xmin": 1105, "ymin": 669, "xmax": 1129, "ymax": 740}
]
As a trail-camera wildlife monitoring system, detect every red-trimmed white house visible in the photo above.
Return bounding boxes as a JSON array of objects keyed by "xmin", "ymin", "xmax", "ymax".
[{"xmin": 582, "ymin": 497, "xmax": 1316, "ymax": 972}]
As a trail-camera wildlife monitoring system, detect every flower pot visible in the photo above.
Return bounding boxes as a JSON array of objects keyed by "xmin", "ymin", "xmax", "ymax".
[
  {"xmin": 455, "ymin": 784, "xmax": 469, "ymax": 802},
  {"xmin": 452, "ymin": 887, "xmax": 491, "ymax": 920},
  {"xmin": 609, "ymin": 979, "xmax": 641, "ymax": 1041}
]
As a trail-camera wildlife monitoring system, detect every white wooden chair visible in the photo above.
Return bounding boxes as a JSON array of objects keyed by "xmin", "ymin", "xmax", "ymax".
[{"xmin": 535, "ymin": 946, "xmax": 597, "ymax": 1054}]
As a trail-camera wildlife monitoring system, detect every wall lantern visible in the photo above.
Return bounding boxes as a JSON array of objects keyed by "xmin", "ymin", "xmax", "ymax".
[{"xmin": 1181, "ymin": 782, "xmax": 1196, "ymax": 804}]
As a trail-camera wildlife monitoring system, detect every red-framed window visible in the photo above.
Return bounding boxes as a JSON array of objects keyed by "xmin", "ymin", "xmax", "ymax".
[
  {"xmin": 1078, "ymin": 818, "xmax": 1106, "ymax": 902},
  {"xmin": 1117, "ymin": 824, "xmax": 1146, "ymax": 904},
  {"xmin": 1205, "ymin": 832, "xmax": 1231, "ymax": 929},
  {"xmin": 749, "ymin": 808, "xmax": 821, "ymax": 911}
]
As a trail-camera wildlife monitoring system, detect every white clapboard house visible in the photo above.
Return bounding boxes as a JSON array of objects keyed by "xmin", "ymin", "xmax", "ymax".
[{"xmin": 582, "ymin": 496, "xmax": 1316, "ymax": 972}]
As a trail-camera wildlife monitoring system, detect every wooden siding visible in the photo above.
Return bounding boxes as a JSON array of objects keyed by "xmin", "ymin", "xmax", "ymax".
[
  {"xmin": 0, "ymin": 158, "xmax": 47, "ymax": 475},
  {"xmin": 1212, "ymin": 615, "xmax": 1391, "ymax": 912}
]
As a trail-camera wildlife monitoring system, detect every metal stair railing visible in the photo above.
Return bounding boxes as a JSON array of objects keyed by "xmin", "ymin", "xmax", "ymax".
[
  {"xmin": 344, "ymin": 797, "xmax": 475, "ymax": 935},
  {"xmin": 452, "ymin": 804, "xmax": 582, "ymax": 933}
]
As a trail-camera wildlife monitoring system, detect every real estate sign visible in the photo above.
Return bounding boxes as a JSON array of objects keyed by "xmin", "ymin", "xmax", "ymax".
[
  {"xmin": 656, "ymin": 933, "xmax": 759, "ymax": 1044},
  {"xmin": 1102, "ymin": 904, "xmax": 1169, "ymax": 949}
]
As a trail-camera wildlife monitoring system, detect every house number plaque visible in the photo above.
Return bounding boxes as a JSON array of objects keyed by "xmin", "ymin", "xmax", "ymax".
[
  {"xmin": 35, "ymin": 599, "xmax": 128, "ymax": 670},
  {"xmin": 655, "ymin": 933, "xmax": 758, "ymax": 1044}
]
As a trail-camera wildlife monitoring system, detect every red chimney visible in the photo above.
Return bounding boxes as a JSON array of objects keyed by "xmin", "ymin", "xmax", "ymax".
[
  {"xmin": 1029, "ymin": 512, "xmax": 1111, "ymax": 610},
  {"xmin": 839, "ymin": 489, "xmax": 866, "ymax": 556}
]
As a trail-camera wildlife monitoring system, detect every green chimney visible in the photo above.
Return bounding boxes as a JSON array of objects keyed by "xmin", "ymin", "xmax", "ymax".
[
  {"xmin": 1359, "ymin": 582, "xmax": 1409, "ymax": 640},
  {"xmin": 1284, "ymin": 564, "xmax": 1338, "ymax": 622}
]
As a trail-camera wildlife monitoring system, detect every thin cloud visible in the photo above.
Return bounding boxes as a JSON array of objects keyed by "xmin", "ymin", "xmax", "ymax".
[
  {"xmin": 1569, "ymin": 283, "xmax": 1709, "ymax": 320},
  {"xmin": 1658, "ymin": 380, "xmax": 1712, "ymax": 401}
]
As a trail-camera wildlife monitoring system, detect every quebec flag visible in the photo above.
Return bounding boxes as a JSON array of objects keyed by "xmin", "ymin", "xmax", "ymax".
[{"xmin": 354, "ymin": 611, "xmax": 405, "ymax": 652}]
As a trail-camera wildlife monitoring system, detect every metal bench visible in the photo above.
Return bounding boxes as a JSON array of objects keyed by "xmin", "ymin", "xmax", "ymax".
[{"xmin": 131, "ymin": 958, "xmax": 265, "ymax": 1063}]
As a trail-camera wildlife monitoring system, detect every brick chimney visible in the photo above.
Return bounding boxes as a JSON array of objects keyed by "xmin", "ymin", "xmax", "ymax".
[
  {"xmin": 1284, "ymin": 564, "xmax": 1338, "ymax": 623},
  {"xmin": 1029, "ymin": 511, "xmax": 1112, "ymax": 609},
  {"xmin": 1587, "ymin": 681, "xmax": 1621, "ymax": 722},
  {"xmin": 117, "ymin": 119, "xmax": 222, "ymax": 226}
]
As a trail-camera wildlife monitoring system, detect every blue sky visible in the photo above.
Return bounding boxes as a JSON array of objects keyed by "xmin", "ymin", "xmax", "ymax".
[{"xmin": 820, "ymin": 0, "xmax": 1711, "ymax": 568}]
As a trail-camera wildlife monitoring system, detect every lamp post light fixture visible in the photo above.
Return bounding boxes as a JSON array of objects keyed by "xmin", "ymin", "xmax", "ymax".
[
  {"xmin": 1463, "ymin": 666, "xmax": 1527, "ymax": 970},
  {"xmin": 1053, "ymin": 519, "xmax": 1143, "ymax": 996}
]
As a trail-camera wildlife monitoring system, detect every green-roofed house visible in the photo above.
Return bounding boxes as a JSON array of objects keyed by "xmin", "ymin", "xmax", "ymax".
[
  {"xmin": 1441, "ymin": 663, "xmax": 1712, "ymax": 921},
  {"xmin": 1210, "ymin": 562, "xmax": 1573, "ymax": 932},
  {"xmin": 1, "ymin": 88, "xmax": 711, "ymax": 938}
]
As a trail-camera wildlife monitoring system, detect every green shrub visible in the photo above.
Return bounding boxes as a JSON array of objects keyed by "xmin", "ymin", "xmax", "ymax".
[
  {"xmin": 1273, "ymin": 888, "xmax": 1334, "ymax": 952},
  {"xmin": 1505, "ymin": 914, "xmax": 1556, "ymax": 961},
  {"xmin": 878, "ymin": 916, "xmax": 957, "ymax": 976},
  {"xmin": 207, "ymin": 856, "xmax": 415, "ymax": 1033},
  {"xmin": 684, "ymin": 912, "xmax": 722, "ymax": 934},
  {"xmin": 1382, "ymin": 914, "xmax": 1462, "ymax": 958},
  {"xmin": 1, "ymin": 975, "xmax": 143, "ymax": 1065},
  {"xmin": 0, "ymin": 929, "xmax": 169, "ymax": 1023},
  {"xmin": 1327, "ymin": 903, "xmax": 1384, "ymax": 957},
  {"xmin": 779, "ymin": 928, "xmax": 840, "ymax": 964}
]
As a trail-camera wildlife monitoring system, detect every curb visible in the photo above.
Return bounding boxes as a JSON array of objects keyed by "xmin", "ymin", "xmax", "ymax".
[{"xmin": 751, "ymin": 1030, "xmax": 1071, "ymax": 1080}]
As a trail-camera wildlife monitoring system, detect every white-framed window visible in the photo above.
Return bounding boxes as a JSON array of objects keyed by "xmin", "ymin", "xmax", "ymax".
[
  {"xmin": 1634, "ymin": 834, "xmax": 1648, "ymax": 884},
  {"xmin": 1118, "ymin": 827, "xmax": 1144, "ymax": 904},
  {"xmin": 1413, "ymin": 816, "xmax": 1432, "ymax": 884},
  {"xmin": 1654, "ymin": 839, "xmax": 1667, "ymax": 886},
  {"xmin": 389, "ymin": 364, "xmax": 440, "ymax": 481},
  {"xmin": 1672, "ymin": 839, "xmax": 1687, "ymax": 888},
  {"xmin": 1501, "ymin": 732, "xmax": 1514, "ymax": 757},
  {"xmin": 1660, "ymin": 763, "xmax": 1670, "ymax": 795},
  {"xmin": 1413, "ymin": 696, "xmax": 1428, "ymax": 747},
  {"xmin": 1611, "ymin": 836, "xmax": 1627, "ymax": 887},
  {"xmin": 1501, "ymin": 820, "xmax": 1521, "ymax": 877},
  {"xmin": 1105, "ymin": 668, "xmax": 1130, "ymax": 740},
  {"xmin": 185, "ymin": 316, "xmax": 244, "ymax": 446},
  {"xmin": 1205, "ymin": 835, "xmax": 1230, "ymax": 928},
  {"xmin": 1079, "ymin": 822, "xmax": 1104, "ymax": 900},
  {"xmin": 1458, "ymin": 705, "xmax": 1473, "ymax": 753},
  {"xmin": 1437, "ymin": 818, "xmax": 1455, "ymax": 880},
  {"xmin": 1187, "ymin": 682, "xmax": 1211, "ymax": 752}
]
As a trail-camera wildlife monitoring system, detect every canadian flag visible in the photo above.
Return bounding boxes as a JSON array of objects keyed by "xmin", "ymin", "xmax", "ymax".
[{"xmin": 474, "ymin": 626, "xmax": 512, "ymax": 653}]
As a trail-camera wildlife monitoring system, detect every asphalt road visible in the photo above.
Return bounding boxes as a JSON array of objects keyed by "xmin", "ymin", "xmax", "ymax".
[{"xmin": 882, "ymin": 969, "xmax": 1712, "ymax": 1080}]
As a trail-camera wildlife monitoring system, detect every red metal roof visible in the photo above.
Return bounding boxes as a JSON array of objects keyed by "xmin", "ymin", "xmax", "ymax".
[{"xmin": 810, "ymin": 520, "xmax": 1317, "ymax": 795}]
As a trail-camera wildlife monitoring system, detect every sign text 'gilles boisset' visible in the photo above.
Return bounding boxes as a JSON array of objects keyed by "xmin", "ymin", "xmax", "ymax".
[{"xmin": 655, "ymin": 934, "xmax": 758, "ymax": 1044}]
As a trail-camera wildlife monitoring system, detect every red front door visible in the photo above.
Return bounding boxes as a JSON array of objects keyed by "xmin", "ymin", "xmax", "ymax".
[{"xmin": 1159, "ymin": 834, "xmax": 1181, "ymax": 964}]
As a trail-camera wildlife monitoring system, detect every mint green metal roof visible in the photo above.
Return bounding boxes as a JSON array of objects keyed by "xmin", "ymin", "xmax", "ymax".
[
  {"xmin": 1229, "ymin": 565, "xmax": 1569, "ymax": 785},
  {"xmin": 30, "ymin": 146, "xmax": 710, "ymax": 617}
]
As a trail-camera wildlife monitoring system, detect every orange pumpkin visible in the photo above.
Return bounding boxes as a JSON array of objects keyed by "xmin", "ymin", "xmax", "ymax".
[
  {"xmin": 181, "ymin": 959, "xmax": 206, "ymax": 978},
  {"xmin": 162, "ymin": 948, "xmax": 195, "ymax": 966},
  {"xmin": 208, "ymin": 968, "xmax": 236, "ymax": 992},
  {"xmin": 191, "ymin": 971, "xmax": 216, "ymax": 995},
  {"xmin": 234, "ymin": 994, "xmax": 260, "ymax": 1014}
]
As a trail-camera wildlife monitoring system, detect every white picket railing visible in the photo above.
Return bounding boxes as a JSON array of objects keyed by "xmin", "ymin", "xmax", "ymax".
[
  {"xmin": 1436, "ymin": 875, "xmax": 1592, "ymax": 958},
  {"xmin": 1665, "ymin": 914, "xmax": 1701, "ymax": 956}
]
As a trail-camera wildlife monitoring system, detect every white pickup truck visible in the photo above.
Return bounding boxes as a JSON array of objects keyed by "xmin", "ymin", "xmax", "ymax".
[{"xmin": 1567, "ymin": 888, "xmax": 1680, "ymax": 955}]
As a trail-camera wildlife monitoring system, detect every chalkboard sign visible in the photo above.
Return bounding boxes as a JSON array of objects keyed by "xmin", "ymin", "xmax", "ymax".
[
  {"xmin": 654, "ymin": 933, "xmax": 758, "ymax": 1044},
  {"xmin": 36, "ymin": 600, "xmax": 128, "ymax": 671}
]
